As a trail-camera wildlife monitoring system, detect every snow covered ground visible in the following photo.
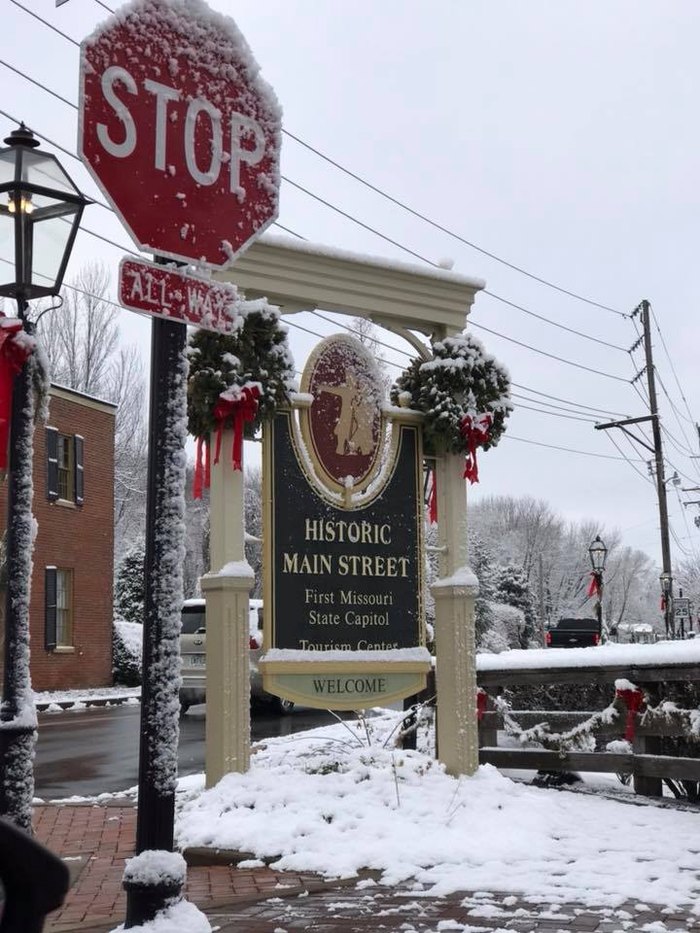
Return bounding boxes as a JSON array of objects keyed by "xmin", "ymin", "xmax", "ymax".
[
  {"xmin": 173, "ymin": 710, "xmax": 700, "ymax": 915},
  {"xmin": 34, "ymin": 685, "xmax": 140, "ymax": 711}
]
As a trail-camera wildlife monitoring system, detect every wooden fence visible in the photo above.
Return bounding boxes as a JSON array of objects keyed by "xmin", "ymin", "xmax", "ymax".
[{"xmin": 475, "ymin": 658, "xmax": 700, "ymax": 798}]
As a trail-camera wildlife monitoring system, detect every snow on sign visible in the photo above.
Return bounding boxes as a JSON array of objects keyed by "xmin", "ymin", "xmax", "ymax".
[
  {"xmin": 118, "ymin": 258, "xmax": 239, "ymax": 334},
  {"xmin": 78, "ymin": 0, "xmax": 281, "ymax": 267}
]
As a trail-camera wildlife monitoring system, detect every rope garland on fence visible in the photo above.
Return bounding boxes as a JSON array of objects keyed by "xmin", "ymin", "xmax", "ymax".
[
  {"xmin": 482, "ymin": 680, "xmax": 700, "ymax": 755},
  {"xmin": 492, "ymin": 694, "xmax": 622, "ymax": 754}
]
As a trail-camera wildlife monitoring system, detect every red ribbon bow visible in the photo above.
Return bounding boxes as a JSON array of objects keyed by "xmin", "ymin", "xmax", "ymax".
[
  {"xmin": 476, "ymin": 688, "xmax": 488, "ymax": 722},
  {"xmin": 192, "ymin": 384, "xmax": 261, "ymax": 500},
  {"xmin": 615, "ymin": 686, "xmax": 644, "ymax": 741},
  {"xmin": 213, "ymin": 383, "xmax": 261, "ymax": 471},
  {"xmin": 460, "ymin": 412, "xmax": 492, "ymax": 484},
  {"xmin": 192, "ymin": 436, "xmax": 211, "ymax": 501},
  {"xmin": 0, "ymin": 318, "xmax": 34, "ymax": 471},
  {"xmin": 427, "ymin": 469, "xmax": 438, "ymax": 525},
  {"xmin": 586, "ymin": 573, "xmax": 601, "ymax": 598}
]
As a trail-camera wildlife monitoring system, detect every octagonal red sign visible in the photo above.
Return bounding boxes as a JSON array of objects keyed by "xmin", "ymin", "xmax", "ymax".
[{"xmin": 78, "ymin": 0, "xmax": 281, "ymax": 267}]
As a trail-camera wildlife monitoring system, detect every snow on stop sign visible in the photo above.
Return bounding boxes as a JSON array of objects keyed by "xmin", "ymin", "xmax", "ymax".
[{"xmin": 78, "ymin": 0, "xmax": 280, "ymax": 267}]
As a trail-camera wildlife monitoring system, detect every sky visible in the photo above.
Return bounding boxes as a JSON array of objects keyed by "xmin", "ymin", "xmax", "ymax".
[{"xmin": 3, "ymin": 1, "xmax": 700, "ymax": 573}]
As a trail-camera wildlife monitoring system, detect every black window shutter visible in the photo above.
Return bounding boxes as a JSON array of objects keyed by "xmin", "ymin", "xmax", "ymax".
[
  {"xmin": 46, "ymin": 427, "xmax": 59, "ymax": 501},
  {"xmin": 74, "ymin": 435, "xmax": 84, "ymax": 506},
  {"xmin": 45, "ymin": 567, "xmax": 57, "ymax": 650}
]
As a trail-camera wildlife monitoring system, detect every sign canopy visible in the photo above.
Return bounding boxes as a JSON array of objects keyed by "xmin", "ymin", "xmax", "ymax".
[{"xmin": 78, "ymin": 0, "xmax": 281, "ymax": 267}]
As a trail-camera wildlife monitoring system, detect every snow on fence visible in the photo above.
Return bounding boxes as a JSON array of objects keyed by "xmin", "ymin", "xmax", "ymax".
[{"xmin": 473, "ymin": 643, "xmax": 700, "ymax": 798}]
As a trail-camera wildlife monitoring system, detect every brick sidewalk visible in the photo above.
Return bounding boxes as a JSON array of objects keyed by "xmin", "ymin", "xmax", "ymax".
[
  {"xmin": 34, "ymin": 804, "xmax": 320, "ymax": 932},
  {"xmin": 33, "ymin": 803, "xmax": 700, "ymax": 933}
]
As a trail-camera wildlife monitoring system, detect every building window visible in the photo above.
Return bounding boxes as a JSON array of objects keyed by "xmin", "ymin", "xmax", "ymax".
[
  {"xmin": 46, "ymin": 428, "xmax": 84, "ymax": 505},
  {"xmin": 57, "ymin": 434, "xmax": 74, "ymax": 500},
  {"xmin": 45, "ymin": 567, "xmax": 73, "ymax": 649}
]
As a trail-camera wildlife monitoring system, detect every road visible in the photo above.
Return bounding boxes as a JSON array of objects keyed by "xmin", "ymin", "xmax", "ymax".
[{"xmin": 34, "ymin": 703, "xmax": 340, "ymax": 800}]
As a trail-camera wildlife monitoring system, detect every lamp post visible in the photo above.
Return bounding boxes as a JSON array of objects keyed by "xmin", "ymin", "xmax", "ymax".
[
  {"xmin": 588, "ymin": 535, "xmax": 608, "ymax": 639},
  {"xmin": 0, "ymin": 124, "xmax": 89, "ymax": 830}
]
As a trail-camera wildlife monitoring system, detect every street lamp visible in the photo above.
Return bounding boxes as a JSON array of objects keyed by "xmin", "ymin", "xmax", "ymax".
[
  {"xmin": 0, "ymin": 124, "xmax": 89, "ymax": 831},
  {"xmin": 588, "ymin": 535, "xmax": 607, "ymax": 639}
]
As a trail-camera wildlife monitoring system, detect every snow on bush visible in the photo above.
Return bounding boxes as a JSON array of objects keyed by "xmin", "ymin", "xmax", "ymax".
[
  {"xmin": 478, "ymin": 602, "xmax": 526, "ymax": 654},
  {"xmin": 113, "ymin": 619, "xmax": 143, "ymax": 686}
]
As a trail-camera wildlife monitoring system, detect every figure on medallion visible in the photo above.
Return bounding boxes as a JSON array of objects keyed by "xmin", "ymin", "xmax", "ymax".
[{"xmin": 318, "ymin": 375, "xmax": 375, "ymax": 456}]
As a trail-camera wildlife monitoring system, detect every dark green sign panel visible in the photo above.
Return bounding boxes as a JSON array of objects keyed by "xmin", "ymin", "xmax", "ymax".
[{"xmin": 266, "ymin": 409, "xmax": 423, "ymax": 653}]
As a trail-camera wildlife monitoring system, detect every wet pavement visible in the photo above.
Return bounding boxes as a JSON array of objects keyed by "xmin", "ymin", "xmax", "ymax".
[{"xmin": 33, "ymin": 803, "xmax": 700, "ymax": 933}]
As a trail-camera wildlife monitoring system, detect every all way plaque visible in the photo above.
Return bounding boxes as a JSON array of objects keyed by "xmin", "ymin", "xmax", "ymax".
[{"xmin": 260, "ymin": 334, "xmax": 430, "ymax": 710}]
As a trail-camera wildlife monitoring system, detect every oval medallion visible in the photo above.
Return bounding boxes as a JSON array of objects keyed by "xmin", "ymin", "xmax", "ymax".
[{"xmin": 301, "ymin": 335, "xmax": 383, "ymax": 491}]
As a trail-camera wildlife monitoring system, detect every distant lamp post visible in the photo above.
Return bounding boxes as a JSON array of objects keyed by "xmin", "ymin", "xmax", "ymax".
[
  {"xmin": 0, "ymin": 123, "xmax": 89, "ymax": 831},
  {"xmin": 588, "ymin": 535, "xmax": 608, "ymax": 641}
]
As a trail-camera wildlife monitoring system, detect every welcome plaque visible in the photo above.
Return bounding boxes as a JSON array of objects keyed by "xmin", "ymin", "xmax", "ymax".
[{"xmin": 260, "ymin": 334, "xmax": 430, "ymax": 710}]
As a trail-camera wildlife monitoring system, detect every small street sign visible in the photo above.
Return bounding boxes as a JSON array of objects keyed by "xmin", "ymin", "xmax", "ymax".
[
  {"xmin": 118, "ymin": 258, "xmax": 238, "ymax": 335},
  {"xmin": 674, "ymin": 597, "xmax": 690, "ymax": 619},
  {"xmin": 78, "ymin": 0, "xmax": 281, "ymax": 267}
]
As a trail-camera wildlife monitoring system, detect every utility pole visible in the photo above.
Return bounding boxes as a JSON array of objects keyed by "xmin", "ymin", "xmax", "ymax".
[
  {"xmin": 641, "ymin": 300, "xmax": 674, "ymax": 639},
  {"xmin": 595, "ymin": 299, "xmax": 675, "ymax": 639}
]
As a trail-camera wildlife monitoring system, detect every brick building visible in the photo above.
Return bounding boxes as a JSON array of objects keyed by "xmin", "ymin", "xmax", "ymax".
[{"xmin": 0, "ymin": 384, "xmax": 116, "ymax": 692}]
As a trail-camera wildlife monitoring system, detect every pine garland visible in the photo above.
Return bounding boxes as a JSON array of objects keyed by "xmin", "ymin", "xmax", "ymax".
[
  {"xmin": 187, "ymin": 302, "xmax": 295, "ymax": 439},
  {"xmin": 390, "ymin": 330, "xmax": 512, "ymax": 457}
]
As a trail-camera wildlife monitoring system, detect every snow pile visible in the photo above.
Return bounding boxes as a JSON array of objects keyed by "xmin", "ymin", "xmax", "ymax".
[
  {"xmin": 123, "ymin": 850, "xmax": 186, "ymax": 887},
  {"xmin": 109, "ymin": 899, "xmax": 211, "ymax": 933},
  {"xmin": 176, "ymin": 712, "xmax": 700, "ymax": 912}
]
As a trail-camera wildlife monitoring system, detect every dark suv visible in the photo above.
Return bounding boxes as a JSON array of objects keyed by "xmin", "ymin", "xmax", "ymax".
[{"xmin": 545, "ymin": 617, "xmax": 601, "ymax": 648}]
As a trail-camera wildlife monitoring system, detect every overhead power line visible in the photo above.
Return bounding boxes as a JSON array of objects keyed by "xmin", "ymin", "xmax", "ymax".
[
  {"xmin": 651, "ymin": 307, "xmax": 698, "ymax": 427},
  {"xmin": 0, "ymin": 34, "xmax": 629, "ymax": 347},
  {"xmin": 281, "ymin": 128, "xmax": 627, "ymax": 317},
  {"xmin": 473, "ymin": 292, "xmax": 628, "ymax": 352},
  {"xmin": 502, "ymin": 434, "xmax": 644, "ymax": 462},
  {"xmin": 469, "ymin": 321, "xmax": 631, "ymax": 382},
  {"xmin": 510, "ymin": 382, "xmax": 629, "ymax": 418}
]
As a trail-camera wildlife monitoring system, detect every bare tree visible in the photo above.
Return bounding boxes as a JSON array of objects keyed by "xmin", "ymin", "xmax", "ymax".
[{"xmin": 37, "ymin": 262, "xmax": 148, "ymax": 557}]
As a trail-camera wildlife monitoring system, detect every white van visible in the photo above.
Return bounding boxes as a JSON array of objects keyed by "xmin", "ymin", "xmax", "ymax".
[{"xmin": 178, "ymin": 597, "xmax": 293, "ymax": 715}]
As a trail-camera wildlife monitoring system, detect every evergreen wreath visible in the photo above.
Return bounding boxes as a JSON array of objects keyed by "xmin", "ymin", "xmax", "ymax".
[
  {"xmin": 187, "ymin": 302, "xmax": 295, "ymax": 439},
  {"xmin": 390, "ymin": 330, "xmax": 512, "ymax": 458}
]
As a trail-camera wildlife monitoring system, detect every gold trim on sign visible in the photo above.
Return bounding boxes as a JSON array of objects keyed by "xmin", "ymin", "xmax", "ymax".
[
  {"xmin": 259, "ymin": 659, "xmax": 431, "ymax": 675},
  {"xmin": 262, "ymin": 417, "xmax": 275, "ymax": 655}
]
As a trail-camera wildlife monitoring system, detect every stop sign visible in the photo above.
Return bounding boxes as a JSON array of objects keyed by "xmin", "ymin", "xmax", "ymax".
[{"xmin": 78, "ymin": 0, "xmax": 281, "ymax": 268}]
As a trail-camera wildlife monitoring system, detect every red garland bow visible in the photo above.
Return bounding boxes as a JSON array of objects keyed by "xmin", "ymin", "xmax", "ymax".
[
  {"xmin": 476, "ymin": 688, "xmax": 488, "ymax": 722},
  {"xmin": 460, "ymin": 412, "xmax": 492, "ymax": 484},
  {"xmin": 586, "ymin": 573, "xmax": 600, "ymax": 598},
  {"xmin": 0, "ymin": 318, "xmax": 34, "ymax": 471},
  {"xmin": 192, "ymin": 384, "xmax": 261, "ymax": 500},
  {"xmin": 427, "ymin": 469, "xmax": 438, "ymax": 525},
  {"xmin": 192, "ymin": 436, "xmax": 211, "ymax": 501},
  {"xmin": 213, "ymin": 383, "xmax": 261, "ymax": 472},
  {"xmin": 615, "ymin": 686, "xmax": 644, "ymax": 741}
]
